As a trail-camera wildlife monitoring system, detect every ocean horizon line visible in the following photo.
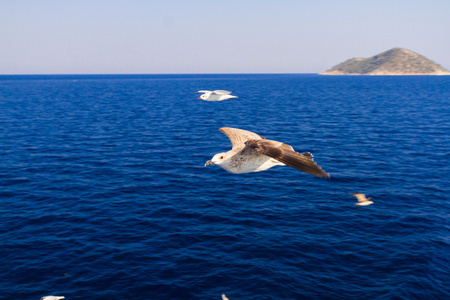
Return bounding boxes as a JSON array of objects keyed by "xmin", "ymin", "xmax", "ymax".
[{"xmin": 0, "ymin": 72, "xmax": 319, "ymax": 76}]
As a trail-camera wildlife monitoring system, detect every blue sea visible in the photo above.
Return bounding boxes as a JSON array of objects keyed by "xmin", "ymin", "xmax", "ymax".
[{"xmin": 0, "ymin": 74, "xmax": 449, "ymax": 299}]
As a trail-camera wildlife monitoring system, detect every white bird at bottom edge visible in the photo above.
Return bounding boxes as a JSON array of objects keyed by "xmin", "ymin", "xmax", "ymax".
[
  {"xmin": 222, "ymin": 294, "xmax": 230, "ymax": 300},
  {"xmin": 41, "ymin": 296, "xmax": 65, "ymax": 300},
  {"xmin": 350, "ymin": 193, "xmax": 374, "ymax": 206}
]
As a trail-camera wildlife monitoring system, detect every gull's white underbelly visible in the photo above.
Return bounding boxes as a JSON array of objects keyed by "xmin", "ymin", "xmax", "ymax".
[
  {"xmin": 220, "ymin": 150, "xmax": 284, "ymax": 174},
  {"xmin": 205, "ymin": 94, "xmax": 237, "ymax": 101}
]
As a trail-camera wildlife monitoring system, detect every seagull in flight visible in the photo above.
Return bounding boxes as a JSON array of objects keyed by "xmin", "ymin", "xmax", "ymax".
[
  {"xmin": 197, "ymin": 90, "xmax": 238, "ymax": 101},
  {"xmin": 350, "ymin": 193, "xmax": 374, "ymax": 206},
  {"xmin": 205, "ymin": 127, "xmax": 330, "ymax": 178},
  {"xmin": 41, "ymin": 296, "xmax": 65, "ymax": 300}
]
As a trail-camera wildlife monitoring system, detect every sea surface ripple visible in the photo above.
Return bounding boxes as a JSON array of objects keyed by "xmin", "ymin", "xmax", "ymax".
[{"xmin": 0, "ymin": 74, "xmax": 449, "ymax": 299}]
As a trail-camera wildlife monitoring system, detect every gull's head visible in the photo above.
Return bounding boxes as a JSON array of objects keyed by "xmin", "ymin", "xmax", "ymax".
[
  {"xmin": 205, "ymin": 152, "xmax": 227, "ymax": 167},
  {"xmin": 197, "ymin": 93, "xmax": 208, "ymax": 100}
]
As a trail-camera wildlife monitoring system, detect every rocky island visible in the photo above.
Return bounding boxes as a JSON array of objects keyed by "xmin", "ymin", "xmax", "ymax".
[{"xmin": 320, "ymin": 48, "xmax": 450, "ymax": 75}]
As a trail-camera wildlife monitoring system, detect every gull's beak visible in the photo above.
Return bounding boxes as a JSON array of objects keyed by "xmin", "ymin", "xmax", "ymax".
[
  {"xmin": 205, "ymin": 160, "xmax": 213, "ymax": 167},
  {"xmin": 197, "ymin": 96, "xmax": 201, "ymax": 99}
]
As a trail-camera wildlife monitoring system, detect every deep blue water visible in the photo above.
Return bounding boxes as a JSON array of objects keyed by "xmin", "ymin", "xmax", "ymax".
[{"xmin": 0, "ymin": 74, "xmax": 449, "ymax": 300}]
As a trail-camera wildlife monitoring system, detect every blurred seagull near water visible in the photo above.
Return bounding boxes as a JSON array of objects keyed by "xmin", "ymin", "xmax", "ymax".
[
  {"xmin": 41, "ymin": 296, "xmax": 65, "ymax": 300},
  {"xmin": 222, "ymin": 294, "xmax": 230, "ymax": 300},
  {"xmin": 350, "ymin": 193, "xmax": 374, "ymax": 206},
  {"xmin": 197, "ymin": 90, "xmax": 238, "ymax": 101},
  {"xmin": 205, "ymin": 127, "xmax": 330, "ymax": 178}
]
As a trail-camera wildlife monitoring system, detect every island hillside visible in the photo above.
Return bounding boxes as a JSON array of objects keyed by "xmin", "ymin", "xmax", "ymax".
[{"xmin": 320, "ymin": 48, "xmax": 450, "ymax": 75}]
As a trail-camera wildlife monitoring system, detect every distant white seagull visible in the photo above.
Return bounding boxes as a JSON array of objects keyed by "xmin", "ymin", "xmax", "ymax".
[
  {"xmin": 222, "ymin": 294, "xmax": 230, "ymax": 300},
  {"xmin": 41, "ymin": 296, "xmax": 65, "ymax": 300},
  {"xmin": 197, "ymin": 90, "xmax": 237, "ymax": 101},
  {"xmin": 205, "ymin": 127, "xmax": 330, "ymax": 178},
  {"xmin": 350, "ymin": 193, "xmax": 374, "ymax": 206}
]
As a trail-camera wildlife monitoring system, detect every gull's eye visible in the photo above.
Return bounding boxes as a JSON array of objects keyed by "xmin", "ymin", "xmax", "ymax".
[{"xmin": 220, "ymin": 156, "xmax": 224, "ymax": 160}]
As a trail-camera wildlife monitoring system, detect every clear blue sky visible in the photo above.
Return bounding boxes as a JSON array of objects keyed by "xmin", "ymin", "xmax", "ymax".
[{"xmin": 1, "ymin": 0, "xmax": 449, "ymax": 74}]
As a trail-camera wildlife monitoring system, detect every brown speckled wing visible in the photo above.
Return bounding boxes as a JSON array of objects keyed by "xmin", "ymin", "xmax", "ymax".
[
  {"xmin": 245, "ymin": 139, "xmax": 330, "ymax": 178},
  {"xmin": 219, "ymin": 127, "xmax": 265, "ymax": 150}
]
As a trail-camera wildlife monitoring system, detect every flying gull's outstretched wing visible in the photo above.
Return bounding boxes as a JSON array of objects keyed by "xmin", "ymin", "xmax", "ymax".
[
  {"xmin": 245, "ymin": 139, "xmax": 330, "ymax": 178},
  {"xmin": 350, "ymin": 193, "xmax": 372, "ymax": 202},
  {"xmin": 219, "ymin": 127, "xmax": 265, "ymax": 150},
  {"xmin": 212, "ymin": 90, "xmax": 233, "ymax": 95}
]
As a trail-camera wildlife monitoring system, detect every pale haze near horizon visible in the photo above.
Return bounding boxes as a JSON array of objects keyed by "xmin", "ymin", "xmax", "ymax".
[{"xmin": 1, "ymin": 0, "xmax": 449, "ymax": 74}]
